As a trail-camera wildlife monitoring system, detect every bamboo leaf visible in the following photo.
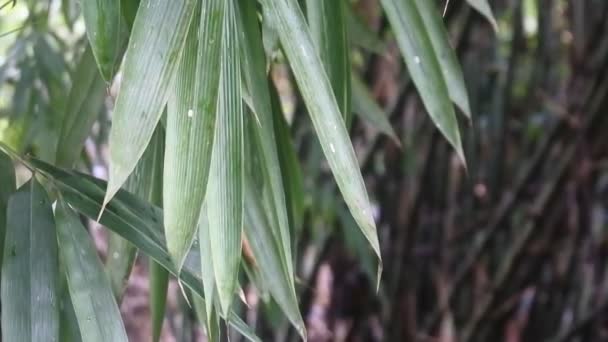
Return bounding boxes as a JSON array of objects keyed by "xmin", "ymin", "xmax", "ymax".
[
  {"xmin": 414, "ymin": 0, "xmax": 471, "ymax": 118},
  {"xmin": 466, "ymin": 0, "xmax": 498, "ymax": 32},
  {"xmin": 345, "ymin": 5, "xmax": 386, "ymax": 54},
  {"xmin": 105, "ymin": 125, "xmax": 165, "ymax": 301},
  {"xmin": 269, "ymin": 83, "xmax": 305, "ymax": 240},
  {"xmin": 149, "ymin": 260, "xmax": 169, "ymax": 342},
  {"xmin": 26, "ymin": 158, "xmax": 260, "ymax": 341},
  {"xmin": 197, "ymin": 204, "xmax": 219, "ymax": 335},
  {"xmin": 0, "ymin": 151, "xmax": 15, "ymax": 270},
  {"xmin": 351, "ymin": 74, "xmax": 400, "ymax": 144},
  {"xmin": 104, "ymin": 0, "xmax": 197, "ymax": 208},
  {"xmin": 238, "ymin": 0, "xmax": 296, "ymax": 290},
  {"xmin": 243, "ymin": 180, "xmax": 306, "ymax": 338},
  {"xmin": 380, "ymin": 0, "xmax": 465, "ymax": 163},
  {"xmin": 307, "ymin": 0, "xmax": 352, "ymax": 125},
  {"xmin": 121, "ymin": 0, "xmax": 141, "ymax": 31},
  {"xmin": 1, "ymin": 179, "xmax": 59, "ymax": 342},
  {"xmin": 206, "ymin": 0, "xmax": 244, "ymax": 316},
  {"xmin": 164, "ymin": 0, "xmax": 223, "ymax": 269},
  {"xmin": 82, "ymin": 0, "xmax": 125, "ymax": 81},
  {"xmin": 192, "ymin": 292, "xmax": 221, "ymax": 342},
  {"xmin": 262, "ymin": 0, "xmax": 382, "ymax": 275},
  {"xmin": 55, "ymin": 200, "xmax": 128, "ymax": 342},
  {"xmin": 56, "ymin": 46, "xmax": 106, "ymax": 168}
]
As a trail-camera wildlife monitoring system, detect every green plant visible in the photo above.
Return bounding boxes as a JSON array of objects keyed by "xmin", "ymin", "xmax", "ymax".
[{"xmin": 0, "ymin": 0, "xmax": 497, "ymax": 340}]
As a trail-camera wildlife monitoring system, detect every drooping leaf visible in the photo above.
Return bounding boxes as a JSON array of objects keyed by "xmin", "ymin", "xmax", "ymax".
[
  {"xmin": 56, "ymin": 46, "xmax": 106, "ymax": 168},
  {"xmin": 269, "ymin": 83, "xmax": 305, "ymax": 241},
  {"xmin": 351, "ymin": 74, "xmax": 400, "ymax": 144},
  {"xmin": 197, "ymin": 204, "xmax": 219, "ymax": 336},
  {"xmin": 206, "ymin": 0, "xmax": 244, "ymax": 316},
  {"xmin": 262, "ymin": 0, "xmax": 382, "ymax": 275},
  {"xmin": 307, "ymin": 0, "xmax": 352, "ymax": 125},
  {"xmin": 380, "ymin": 0, "xmax": 465, "ymax": 163},
  {"xmin": 149, "ymin": 260, "xmax": 169, "ymax": 342},
  {"xmin": 345, "ymin": 5, "xmax": 386, "ymax": 54},
  {"xmin": 82, "ymin": 0, "xmax": 125, "ymax": 81},
  {"xmin": 414, "ymin": 0, "xmax": 471, "ymax": 118},
  {"xmin": 238, "ymin": 0, "xmax": 295, "ymax": 288},
  {"xmin": 192, "ymin": 291, "xmax": 221, "ymax": 342},
  {"xmin": 26, "ymin": 158, "xmax": 260, "ymax": 341},
  {"xmin": 164, "ymin": 0, "xmax": 223, "ymax": 269},
  {"xmin": 466, "ymin": 0, "xmax": 498, "ymax": 32},
  {"xmin": 105, "ymin": 125, "xmax": 164, "ymax": 301},
  {"xmin": 1, "ymin": 179, "xmax": 59, "ymax": 342},
  {"xmin": 104, "ymin": 0, "xmax": 197, "ymax": 208},
  {"xmin": 55, "ymin": 200, "xmax": 128, "ymax": 342},
  {"xmin": 121, "ymin": 0, "xmax": 141, "ymax": 31},
  {"xmin": 0, "ymin": 151, "xmax": 15, "ymax": 270},
  {"xmin": 243, "ymin": 179, "xmax": 306, "ymax": 338}
]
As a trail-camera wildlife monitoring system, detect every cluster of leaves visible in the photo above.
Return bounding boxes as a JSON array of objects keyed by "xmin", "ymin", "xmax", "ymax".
[{"xmin": 0, "ymin": 0, "xmax": 496, "ymax": 340}]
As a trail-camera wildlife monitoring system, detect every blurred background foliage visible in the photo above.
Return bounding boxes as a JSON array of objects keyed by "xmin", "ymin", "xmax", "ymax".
[{"xmin": 1, "ymin": 0, "xmax": 608, "ymax": 341}]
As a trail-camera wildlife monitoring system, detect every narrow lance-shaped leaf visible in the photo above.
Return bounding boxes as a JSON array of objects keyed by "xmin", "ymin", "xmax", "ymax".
[
  {"xmin": 351, "ymin": 74, "xmax": 400, "ymax": 144},
  {"xmin": 164, "ymin": 0, "xmax": 223, "ymax": 269},
  {"xmin": 105, "ymin": 125, "xmax": 165, "ymax": 300},
  {"xmin": 197, "ymin": 205, "xmax": 221, "ymax": 340},
  {"xmin": 1, "ymin": 179, "xmax": 59, "ymax": 342},
  {"xmin": 380, "ymin": 0, "xmax": 465, "ymax": 163},
  {"xmin": 82, "ymin": 0, "xmax": 124, "ymax": 81},
  {"xmin": 56, "ymin": 46, "xmax": 106, "ymax": 168},
  {"xmin": 192, "ymin": 291, "xmax": 221, "ymax": 342},
  {"xmin": 269, "ymin": 84, "xmax": 305, "ymax": 239},
  {"xmin": 237, "ymin": 0, "xmax": 295, "ymax": 288},
  {"xmin": 243, "ymin": 178, "xmax": 306, "ymax": 338},
  {"xmin": 414, "ymin": 0, "xmax": 471, "ymax": 118},
  {"xmin": 262, "ymin": 0, "xmax": 382, "ymax": 274},
  {"xmin": 307, "ymin": 0, "xmax": 352, "ymax": 125},
  {"xmin": 121, "ymin": 0, "xmax": 141, "ymax": 31},
  {"xmin": 24, "ymin": 157, "xmax": 260, "ymax": 341},
  {"xmin": 466, "ymin": 0, "xmax": 498, "ymax": 32},
  {"xmin": 149, "ymin": 261, "xmax": 169, "ymax": 342},
  {"xmin": 345, "ymin": 4, "xmax": 386, "ymax": 54},
  {"xmin": 55, "ymin": 201, "xmax": 128, "ymax": 342},
  {"xmin": 0, "ymin": 151, "xmax": 15, "ymax": 269},
  {"xmin": 146, "ymin": 127, "xmax": 168, "ymax": 342},
  {"xmin": 104, "ymin": 0, "xmax": 197, "ymax": 208},
  {"xmin": 207, "ymin": 0, "xmax": 244, "ymax": 316}
]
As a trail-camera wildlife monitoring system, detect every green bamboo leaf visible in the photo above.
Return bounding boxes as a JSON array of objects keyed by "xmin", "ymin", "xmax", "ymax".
[
  {"xmin": 351, "ymin": 74, "xmax": 400, "ymax": 144},
  {"xmin": 238, "ymin": 0, "xmax": 295, "ymax": 288},
  {"xmin": 414, "ymin": 0, "xmax": 471, "ymax": 118},
  {"xmin": 380, "ymin": 0, "xmax": 465, "ymax": 163},
  {"xmin": 56, "ymin": 46, "xmax": 106, "ymax": 168},
  {"xmin": 197, "ymin": 204, "xmax": 219, "ymax": 336},
  {"xmin": 0, "ymin": 151, "xmax": 15, "ymax": 270},
  {"xmin": 192, "ymin": 292, "xmax": 220, "ymax": 342},
  {"xmin": 149, "ymin": 260, "xmax": 169, "ymax": 342},
  {"xmin": 25, "ymin": 158, "xmax": 259, "ymax": 341},
  {"xmin": 105, "ymin": 125, "xmax": 164, "ymax": 301},
  {"xmin": 466, "ymin": 0, "xmax": 498, "ymax": 32},
  {"xmin": 206, "ymin": 0, "xmax": 244, "ymax": 316},
  {"xmin": 269, "ymin": 83, "xmax": 305, "ymax": 240},
  {"xmin": 164, "ymin": 0, "xmax": 223, "ymax": 269},
  {"xmin": 243, "ymin": 181, "xmax": 306, "ymax": 338},
  {"xmin": 1, "ymin": 179, "xmax": 59, "ymax": 342},
  {"xmin": 55, "ymin": 200, "xmax": 128, "ymax": 342},
  {"xmin": 82, "ymin": 0, "xmax": 125, "ymax": 81},
  {"xmin": 307, "ymin": 0, "xmax": 352, "ymax": 125},
  {"xmin": 262, "ymin": 0, "xmax": 382, "ymax": 276},
  {"xmin": 121, "ymin": 0, "xmax": 141, "ymax": 31},
  {"xmin": 104, "ymin": 0, "xmax": 197, "ymax": 208},
  {"xmin": 345, "ymin": 5, "xmax": 386, "ymax": 54}
]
